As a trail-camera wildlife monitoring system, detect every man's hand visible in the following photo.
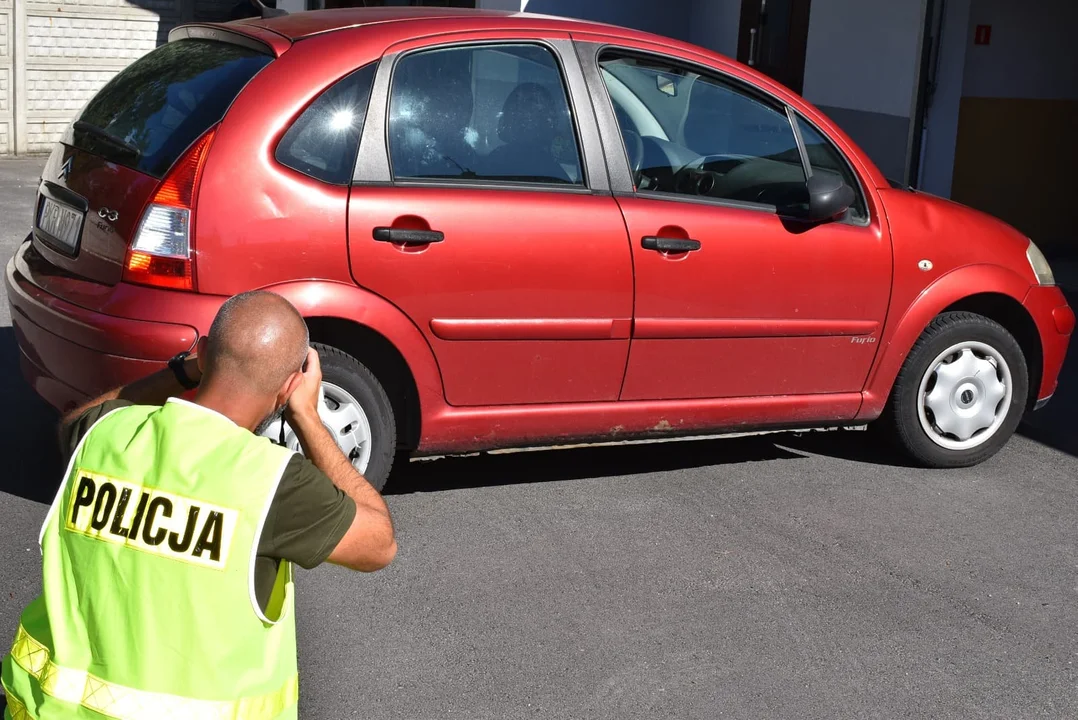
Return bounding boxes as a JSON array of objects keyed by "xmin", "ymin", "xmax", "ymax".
[
  {"xmin": 285, "ymin": 347, "xmax": 322, "ymax": 426},
  {"xmin": 284, "ymin": 347, "xmax": 396, "ymax": 572}
]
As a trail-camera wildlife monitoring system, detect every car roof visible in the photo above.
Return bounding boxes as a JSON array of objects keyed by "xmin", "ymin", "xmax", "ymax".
[{"xmin": 236, "ymin": 7, "xmax": 658, "ymax": 44}]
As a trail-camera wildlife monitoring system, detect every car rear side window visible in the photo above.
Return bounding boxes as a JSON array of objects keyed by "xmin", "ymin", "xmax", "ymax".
[
  {"xmin": 276, "ymin": 64, "xmax": 377, "ymax": 185},
  {"xmin": 73, "ymin": 39, "xmax": 272, "ymax": 178},
  {"xmin": 388, "ymin": 43, "xmax": 584, "ymax": 186}
]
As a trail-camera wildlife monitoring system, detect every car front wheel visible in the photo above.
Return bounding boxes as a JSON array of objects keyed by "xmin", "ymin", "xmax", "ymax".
[{"xmin": 881, "ymin": 311, "xmax": 1029, "ymax": 468}]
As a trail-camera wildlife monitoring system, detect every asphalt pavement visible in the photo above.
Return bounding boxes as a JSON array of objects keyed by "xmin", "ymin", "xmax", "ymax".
[{"xmin": 1, "ymin": 157, "xmax": 1076, "ymax": 719}]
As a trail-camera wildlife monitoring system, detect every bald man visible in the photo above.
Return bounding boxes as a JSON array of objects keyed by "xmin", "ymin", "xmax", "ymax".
[{"xmin": 1, "ymin": 291, "xmax": 394, "ymax": 719}]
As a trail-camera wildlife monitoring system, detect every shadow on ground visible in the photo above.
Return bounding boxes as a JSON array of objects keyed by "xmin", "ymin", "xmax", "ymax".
[
  {"xmin": 0, "ymin": 327, "xmax": 62, "ymax": 504},
  {"xmin": 388, "ymin": 435, "xmax": 805, "ymax": 495},
  {"xmin": 1017, "ymin": 289, "xmax": 1077, "ymax": 458},
  {"xmin": 385, "ymin": 428, "xmax": 918, "ymax": 495}
]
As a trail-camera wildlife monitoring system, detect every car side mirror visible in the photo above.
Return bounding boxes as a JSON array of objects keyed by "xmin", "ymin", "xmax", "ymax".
[{"xmin": 804, "ymin": 172, "xmax": 855, "ymax": 222}]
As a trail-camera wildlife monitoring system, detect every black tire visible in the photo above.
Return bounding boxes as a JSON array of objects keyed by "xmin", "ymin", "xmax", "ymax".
[
  {"xmin": 878, "ymin": 311, "xmax": 1028, "ymax": 468},
  {"xmin": 313, "ymin": 342, "xmax": 397, "ymax": 491}
]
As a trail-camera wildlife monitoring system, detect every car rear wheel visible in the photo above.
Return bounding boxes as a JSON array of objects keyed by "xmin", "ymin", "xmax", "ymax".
[
  {"xmin": 880, "ymin": 312, "xmax": 1029, "ymax": 468},
  {"xmin": 260, "ymin": 343, "xmax": 397, "ymax": 491}
]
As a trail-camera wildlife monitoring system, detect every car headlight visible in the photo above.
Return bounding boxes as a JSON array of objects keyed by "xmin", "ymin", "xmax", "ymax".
[{"xmin": 1026, "ymin": 240, "xmax": 1056, "ymax": 286}]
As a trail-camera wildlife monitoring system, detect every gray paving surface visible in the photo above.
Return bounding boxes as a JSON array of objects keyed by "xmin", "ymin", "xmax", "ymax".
[{"xmin": 1, "ymin": 157, "xmax": 1076, "ymax": 719}]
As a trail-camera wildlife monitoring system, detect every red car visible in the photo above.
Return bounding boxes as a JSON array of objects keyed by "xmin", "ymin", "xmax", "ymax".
[{"xmin": 7, "ymin": 7, "xmax": 1073, "ymax": 489}]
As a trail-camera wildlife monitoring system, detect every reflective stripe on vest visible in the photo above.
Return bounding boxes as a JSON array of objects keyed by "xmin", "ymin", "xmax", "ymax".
[
  {"xmin": 8, "ymin": 624, "xmax": 299, "ymax": 720},
  {"xmin": 3, "ymin": 680, "xmax": 34, "ymax": 720}
]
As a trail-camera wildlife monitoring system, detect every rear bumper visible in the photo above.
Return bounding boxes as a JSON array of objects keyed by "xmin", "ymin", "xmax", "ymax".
[
  {"xmin": 6, "ymin": 244, "xmax": 198, "ymax": 411},
  {"xmin": 1023, "ymin": 285, "xmax": 1073, "ymax": 405}
]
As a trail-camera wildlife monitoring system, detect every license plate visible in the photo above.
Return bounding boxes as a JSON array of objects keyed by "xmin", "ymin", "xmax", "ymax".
[{"xmin": 38, "ymin": 197, "xmax": 84, "ymax": 253}]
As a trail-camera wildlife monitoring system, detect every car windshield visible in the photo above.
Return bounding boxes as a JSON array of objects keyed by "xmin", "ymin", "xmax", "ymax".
[{"xmin": 71, "ymin": 39, "xmax": 273, "ymax": 178}]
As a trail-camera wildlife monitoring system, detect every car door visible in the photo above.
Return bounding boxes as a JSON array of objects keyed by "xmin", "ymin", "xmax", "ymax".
[
  {"xmin": 347, "ymin": 32, "xmax": 633, "ymax": 407},
  {"xmin": 576, "ymin": 40, "xmax": 892, "ymax": 402}
]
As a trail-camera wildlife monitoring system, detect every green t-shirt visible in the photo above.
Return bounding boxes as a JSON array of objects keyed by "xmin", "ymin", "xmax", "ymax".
[{"xmin": 62, "ymin": 399, "xmax": 357, "ymax": 610}]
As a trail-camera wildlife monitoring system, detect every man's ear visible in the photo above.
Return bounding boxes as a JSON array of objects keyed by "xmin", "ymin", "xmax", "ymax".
[
  {"xmin": 278, "ymin": 371, "xmax": 303, "ymax": 407},
  {"xmin": 195, "ymin": 337, "xmax": 209, "ymax": 373}
]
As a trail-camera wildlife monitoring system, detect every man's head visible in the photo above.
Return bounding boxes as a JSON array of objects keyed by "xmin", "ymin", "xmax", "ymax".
[{"xmin": 195, "ymin": 291, "xmax": 309, "ymax": 433}]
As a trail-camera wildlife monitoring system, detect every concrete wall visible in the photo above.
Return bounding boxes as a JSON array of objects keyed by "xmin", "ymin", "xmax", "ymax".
[
  {"xmin": 801, "ymin": 0, "xmax": 925, "ymax": 181},
  {"xmin": 1, "ymin": 0, "xmax": 234, "ymax": 155},
  {"xmin": 1, "ymin": 0, "xmax": 13, "ymax": 153}
]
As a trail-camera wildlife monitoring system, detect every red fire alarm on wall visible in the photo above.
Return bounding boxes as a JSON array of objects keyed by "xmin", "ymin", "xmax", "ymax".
[{"xmin": 974, "ymin": 24, "xmax": 992, "ymax": 45}]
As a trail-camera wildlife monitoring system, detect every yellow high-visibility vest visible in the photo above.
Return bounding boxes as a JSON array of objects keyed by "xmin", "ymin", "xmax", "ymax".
[{"xmin": 2, "ymin": 398, "xmax": 299, "ymax": 720}]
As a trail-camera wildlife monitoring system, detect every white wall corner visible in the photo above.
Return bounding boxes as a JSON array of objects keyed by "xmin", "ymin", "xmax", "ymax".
[{"xmin": 919, "ymin": 0, "xmax": 972, "ymax": 197}]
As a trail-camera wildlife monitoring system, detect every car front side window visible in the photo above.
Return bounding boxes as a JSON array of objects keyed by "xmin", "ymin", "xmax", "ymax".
[
  {"xmin": 388, "ymin": 43, "xmax": 584, "ymax": 187},
  {"xmin": 599, "ymin": 52, "xmax": 808, "ymax": 210}
]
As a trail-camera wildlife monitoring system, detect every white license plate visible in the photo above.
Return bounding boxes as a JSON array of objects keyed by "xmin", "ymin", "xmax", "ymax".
[{"xmin": 38, "ymin": 197, "xmax": 84, "ymax": 253}]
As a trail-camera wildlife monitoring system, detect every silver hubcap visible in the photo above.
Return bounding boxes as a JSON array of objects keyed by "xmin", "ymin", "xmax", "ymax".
[
  {"xmin": 917, "ymin": 341, "xmax": 1012, "ymax": 451},
  {"xmin": 260, "ymin": 382, "xmax": 373, "ymax": 473}
]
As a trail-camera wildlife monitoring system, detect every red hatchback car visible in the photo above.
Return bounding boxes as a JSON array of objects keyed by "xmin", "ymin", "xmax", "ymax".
[{"xmin": 7, "ymin": 8, "xmax": 1073, "ymax": 488}]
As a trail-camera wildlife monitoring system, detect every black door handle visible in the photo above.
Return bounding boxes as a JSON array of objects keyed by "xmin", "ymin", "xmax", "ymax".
[
  {"xmin": 641, "ymin": 236, "xmax": 701, "ymax": 253},
  {"xmin": 373, "ymin": 227, "xmax": 444, "ymax": 245}
]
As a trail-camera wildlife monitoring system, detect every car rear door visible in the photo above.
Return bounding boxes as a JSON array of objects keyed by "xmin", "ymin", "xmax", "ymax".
[
  {"xmin": 575, "ymin": 38, "xmax": 892, "ymax": 404},
  {"xmin": 347, "ymin": 31, "xmax": 633, "ymax": 407}
]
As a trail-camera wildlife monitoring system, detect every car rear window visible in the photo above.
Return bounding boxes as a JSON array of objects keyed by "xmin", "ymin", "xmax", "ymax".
[{"xmin": 71, "ymin": 39, "xmax": 272, "ymax": 178}]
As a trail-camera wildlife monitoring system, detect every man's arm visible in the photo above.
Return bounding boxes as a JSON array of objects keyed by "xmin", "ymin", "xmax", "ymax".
[
  {"xmin": 59, "ymin": 355, "xmax": 202, "ymax": 439},
  {"xmin": 286, "ymin": 349, "xmax": 397, "ymax": 572}
]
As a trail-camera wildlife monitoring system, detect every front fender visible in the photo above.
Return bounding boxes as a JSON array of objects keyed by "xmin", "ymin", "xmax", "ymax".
[
  {"xmin": 261, "ymin": 280, "xmax": 446, "ymax": 417},
  {"xmin": 858, "ymin": 263, "xmax": 1033, "ymax": 419}
]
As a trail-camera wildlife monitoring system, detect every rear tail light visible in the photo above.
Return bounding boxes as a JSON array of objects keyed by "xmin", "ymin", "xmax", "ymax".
[{"xmin": 124, "ymin": 129, "xmax": 216, "ymax": 291}]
